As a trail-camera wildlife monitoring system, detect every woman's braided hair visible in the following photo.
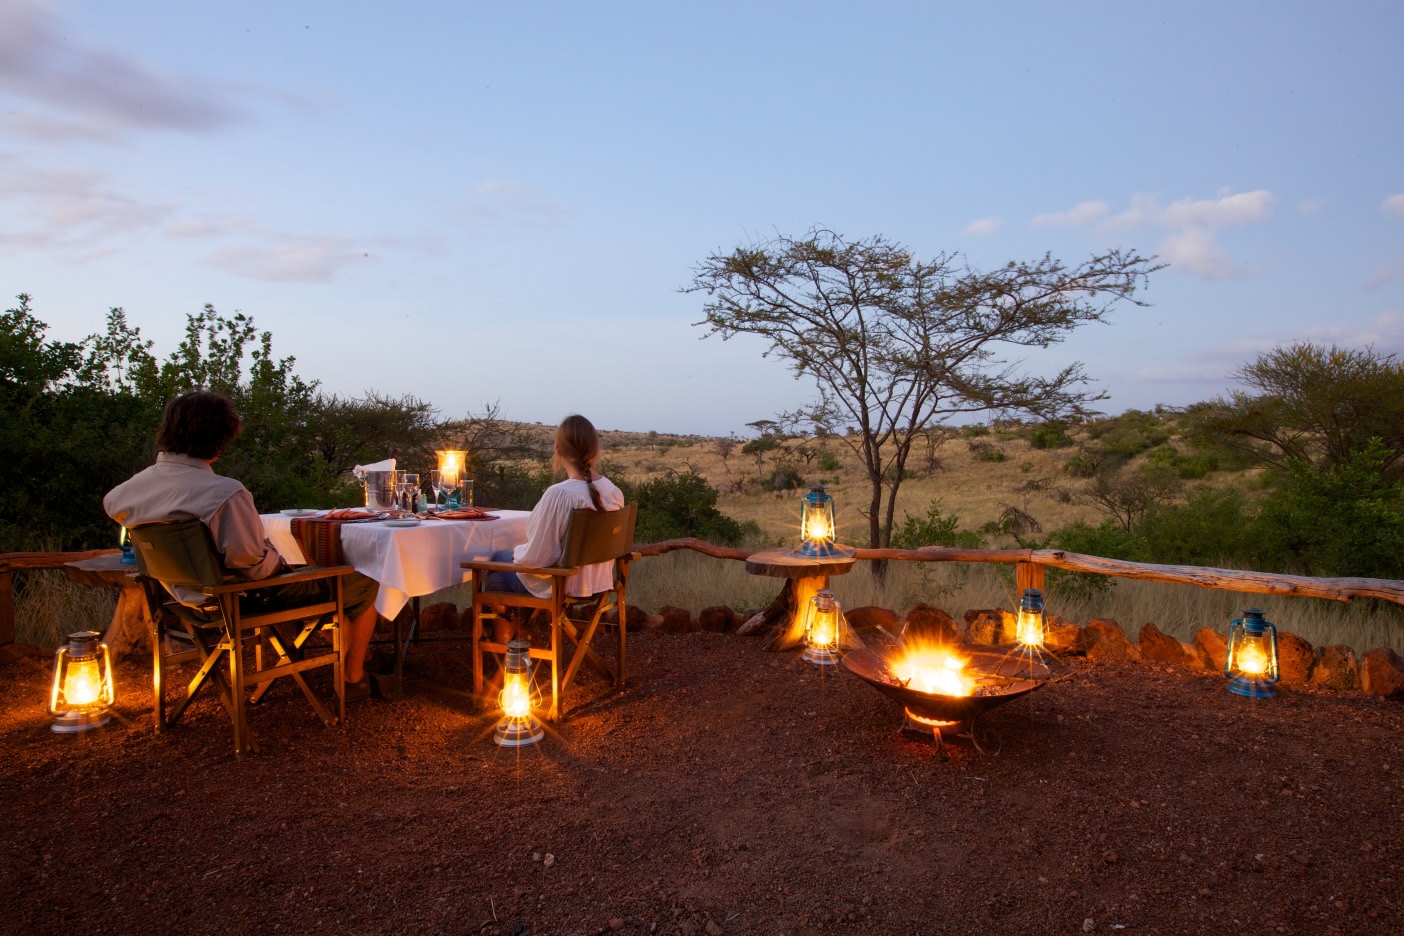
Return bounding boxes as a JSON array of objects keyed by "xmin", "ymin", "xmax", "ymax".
[{"xmin": 555, "ymin": 414, "xmax": 604, "ymax": 510}]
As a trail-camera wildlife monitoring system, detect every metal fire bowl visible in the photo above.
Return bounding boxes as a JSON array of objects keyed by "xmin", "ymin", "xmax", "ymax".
[{"xmin": 842, "ymin": 647, "xmax": 1049, "ymax": 723}]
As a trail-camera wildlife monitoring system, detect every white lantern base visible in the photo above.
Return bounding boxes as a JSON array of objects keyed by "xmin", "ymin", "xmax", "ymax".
[
  {"xmin": 494, "ymin": 715, "xmax": 544, "ymax": 747},
  {"xmin": 51, "ymin": 709, "xmax": 111, "ymax": 733},
  {"xmin": 802, "ymin": 645, "xmax": 839, "ymax": 666}
]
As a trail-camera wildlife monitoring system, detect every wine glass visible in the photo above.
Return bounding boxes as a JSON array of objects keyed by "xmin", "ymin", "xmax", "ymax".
[{"xmin": 428, "ymin": 469, "xmax": 446, "ymax": 510}]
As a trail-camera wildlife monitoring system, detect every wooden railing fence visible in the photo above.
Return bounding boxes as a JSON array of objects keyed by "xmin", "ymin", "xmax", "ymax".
[{"xmin": 6, "ymin": 541, "xmax": 1404, "ymax": 649}]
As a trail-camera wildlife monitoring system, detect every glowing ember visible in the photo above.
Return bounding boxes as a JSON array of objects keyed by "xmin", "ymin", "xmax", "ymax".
[{"xmin": 893, "ymin": 647, "xmax": 974, "ymax": 697}]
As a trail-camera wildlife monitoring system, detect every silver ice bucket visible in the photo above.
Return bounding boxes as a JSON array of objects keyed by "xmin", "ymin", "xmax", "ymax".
[{"xmin": 360, "ymin": 470, "xmax": 396, "ymax": 511}]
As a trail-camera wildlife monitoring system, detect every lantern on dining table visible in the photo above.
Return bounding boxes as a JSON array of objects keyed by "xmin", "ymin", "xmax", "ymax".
[
  {"xmin": 494, "ymin": 639, "xmax": 544, "ymax": 747},
  {"xmin": 49, "ymin": 631, "xmax": 115, "ymax": 733},
  {"xmin": 436, "ymin": 449, "xmax": 467, "ymax": 504},
  {"xmin": 798, "ymin": 485, "xmax": 838, "ymax": 557},
  {"xmin": 1224, "ymin": 608, "xmax": 1279, "ymax": 698},
  {"xmin": 801, "ymin": 589, "xmax": 847, "ymax": 666}
]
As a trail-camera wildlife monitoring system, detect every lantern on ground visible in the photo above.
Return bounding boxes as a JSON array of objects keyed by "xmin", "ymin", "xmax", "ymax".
[
  {"xmin": 49, "ymin": 631, "xmax": 114, "ymax": 733},
  {"xmin": 1016, "ymin": 589, "xmax": 1046, "ymax": 650},
  {"xmin": 494, "ymin": 639, "xmax": 544, "ymax": 746},
  {"xmin": 801, "ymin": 589, "xmax": 846, "ymax": 666},
  {"xmin": 799, "ymin": 485, "xmax": 838, "ymax": 557},
  {"xmin": 1224, "ymin": 608, "xmax": 1279, "ymax": 698}
]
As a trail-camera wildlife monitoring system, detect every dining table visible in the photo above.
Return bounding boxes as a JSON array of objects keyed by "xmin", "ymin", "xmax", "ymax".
[{"xmin": 261, "ymin": 509, "xmax": 531, "ymax": 621}]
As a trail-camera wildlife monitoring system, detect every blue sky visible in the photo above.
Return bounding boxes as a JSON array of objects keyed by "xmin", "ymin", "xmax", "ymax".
[{"xmin": 2, "ymin": 0, "xmax": 1402, "ymax": 436}]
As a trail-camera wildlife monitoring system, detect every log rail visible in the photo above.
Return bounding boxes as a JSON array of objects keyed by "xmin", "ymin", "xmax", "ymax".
[{"xmin": 634, "ymin": 538, "xmax": 1404, "ymax": 608}]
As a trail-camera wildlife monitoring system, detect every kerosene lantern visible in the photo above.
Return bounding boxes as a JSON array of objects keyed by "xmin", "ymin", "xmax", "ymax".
[
  {"xmin": 494, "ymin": 639, "xmax": 544, "ymax": 746},
  {"xmin": 801, "ymin": 589, "xmax": 847, "ymax": 666},
  {"xmin": 49, "ymin": 631, "xmax": 115, "ymax": 733},
  {"xmin": 798, "ymin": 485, "xmax": 838, "ymax": 557},
  {"xmin": 1224, "ymin": 608, "xmax": 1280, "ymax": 698}
]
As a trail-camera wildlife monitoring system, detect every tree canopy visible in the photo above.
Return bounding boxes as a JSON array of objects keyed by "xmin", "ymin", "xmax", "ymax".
[{"xmin": 686, "ymin": 228, "xmax": 1161, "ymax": 552}]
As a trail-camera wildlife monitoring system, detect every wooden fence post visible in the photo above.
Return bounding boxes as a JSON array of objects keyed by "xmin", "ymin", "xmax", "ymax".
[{"xmin": 1016, "ymin": 561, "xmax": 1045, "ymax": 594}]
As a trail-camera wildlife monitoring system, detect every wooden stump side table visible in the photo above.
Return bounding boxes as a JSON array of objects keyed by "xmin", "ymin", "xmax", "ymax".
[
  {"xmin": 63, "ymin": 555, "xmax": 153, "ymax": 659},
  {"xmin": 744, "ymin": 547, "xmax": 856, "ymax": 651}
]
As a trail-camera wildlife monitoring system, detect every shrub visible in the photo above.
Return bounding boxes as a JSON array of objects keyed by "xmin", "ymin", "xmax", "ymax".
[
  {"xmin": 816, "ymin": 449, "xmax": 841, "ymax": 471},
  {"xmin": 890, "ymin": 501, "xmax": 982, "ymax": 550},
  {"xmin": 1028, "ymin": 421, "xmax": 1074, "ymax": 449},
  {"xmin": 629, "ymin": 471, "xmax": 753, "ymax": 546}
]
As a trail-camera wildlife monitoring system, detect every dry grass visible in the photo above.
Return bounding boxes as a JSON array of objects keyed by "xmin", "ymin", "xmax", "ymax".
[{"xmin": 12, "ymin": 570, "xmax": 116, "ymax": 648}]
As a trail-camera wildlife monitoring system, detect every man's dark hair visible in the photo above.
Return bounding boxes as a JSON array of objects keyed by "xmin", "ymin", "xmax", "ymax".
[{"xmin": 156, "ymin": 390, "xmax": 243, "ymax": 459}]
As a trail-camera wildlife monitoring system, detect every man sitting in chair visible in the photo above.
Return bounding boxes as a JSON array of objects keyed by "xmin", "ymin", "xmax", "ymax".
[{"xmin": 104, "ymin": 390, "xmax": 383, "ymax": 701}]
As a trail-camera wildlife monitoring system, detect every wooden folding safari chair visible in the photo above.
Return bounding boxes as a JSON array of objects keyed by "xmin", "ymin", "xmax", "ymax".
[
  {"xmin": 128, "ymin": 519, "xmax": 352, "ymax": 758},
  {"xmin": 462, "ymin": 502, "xmax": 638, "ymax": 721}
]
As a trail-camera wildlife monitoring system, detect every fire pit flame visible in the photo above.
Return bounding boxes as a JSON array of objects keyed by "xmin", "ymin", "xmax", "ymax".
[{"xmin": 843, "ymin": 640, "xmax": 1049, "ymax": 726}]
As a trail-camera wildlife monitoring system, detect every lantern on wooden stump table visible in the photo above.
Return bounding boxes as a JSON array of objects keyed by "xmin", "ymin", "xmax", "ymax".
[
  {"xmin": 1225, "ymin": 608, "xmax": 1279, "ymax": 698},
  {"xmin": 49, "ymin": 631, "xmax": 114, "ymax": 733},
  {"xmin": 799, "ymin": 485, "xmax": 838, "ymax": 557},
  {"xmin": 494, "ymin": 639, "xmax": 544, "ymax": 747},
  {"xmin": 118, "ymin": 525, "xmax": 135, "ymax": 565},
  {"xmin": 802, "ymin": 589, "xmax": 846, "ymax": 666},
  {"xmin": 1016, "ymin": 589, "xmax": 1046, "ymax": 650}
]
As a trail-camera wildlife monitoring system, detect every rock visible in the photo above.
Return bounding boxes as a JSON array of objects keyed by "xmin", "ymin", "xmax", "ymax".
[
  {"xmin": 1193, "ymin": 628, "xmax": 1227, "ymax": 673},
  {"xmin": 903, "ymin": 603, "xmax": 963, "ymax": 643},
  {"xmin": 1138, "ymin": 622, "xmax": 1196, "ymax": 667},
  {"xmin": 1360, "ymin": 647, "xmax": 1404, "ymax": 699},
  {"xmin": 705, "ymin": 921, "xmax": 723, "ymax": 936},
  {"xmin": 967, "ymin": 609, "xmax": 1016, "ymax": 645},
  {"xmin": 1311, "ymin": 644, "xmax": 1361, "ymax": 692},
  {"xmin": 1045, "ymin": 613, "xmax": 1087, "ymax": 654},
  {"xmin": 1276, "ymin": 630, "xmax": 1317, "ymax": 686},
  {"xmin": 698, "ymin": 605, "xmax": 738, "ymax": 633},
  {"xmin": 1085, "ymin": 618, "xmax": 1138, "ymax": 663},
  {"xmin": 658, "ymin": 605, "xmax": 694, "ymax": 634},
  {"xmin": 418, "ymin": 601, "xmax": 462, "ymax": 633},
  {"xmin": 601, "ymin": 603, "xmax": 646, "ymax": 627}
]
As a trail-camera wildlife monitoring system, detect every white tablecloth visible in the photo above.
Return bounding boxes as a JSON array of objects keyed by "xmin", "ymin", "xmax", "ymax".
[{"xmin": 261, "ymin": 510, "xmax": 530, "ymax": 620}]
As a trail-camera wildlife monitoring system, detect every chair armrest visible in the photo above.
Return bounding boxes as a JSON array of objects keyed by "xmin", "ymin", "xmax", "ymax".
[
  {"xmin": 199, "ymin": 563, "xmax": 356, "ymax": 596},
  {"xmin": 460, "ymin": 559, "xmax": 581, "ymax": 579}
]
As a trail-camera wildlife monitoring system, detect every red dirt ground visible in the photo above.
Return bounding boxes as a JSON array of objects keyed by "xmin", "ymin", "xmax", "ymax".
[{"xmin": 2, "ymin": 627, "xmax": 1402, "ymax": 936}]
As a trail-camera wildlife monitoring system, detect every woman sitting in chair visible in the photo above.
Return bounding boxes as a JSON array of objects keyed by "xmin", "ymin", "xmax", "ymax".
[{"xmin": 485, "ymin": 414, "xmax": 625, "ymax": 634}]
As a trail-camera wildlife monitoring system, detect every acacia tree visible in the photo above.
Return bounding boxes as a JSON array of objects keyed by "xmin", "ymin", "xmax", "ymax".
[
  {"xmin": 1185, "ymin": 343, "xmax": 1404, "ymax": 478},
  {"xmin": 686, "ymin": 228, "xmax": 1161, "ymax": 555}
]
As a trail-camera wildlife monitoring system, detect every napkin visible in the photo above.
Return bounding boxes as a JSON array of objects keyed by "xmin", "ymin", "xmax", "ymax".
[
  {"xmin": 353, "ymin": 457, "xmax": 396, "ymax": 477},
  {"xmin": 323, "ymin": 508, "xmax": 378, "ymax": 520},
  {"xmin": 428, "ymin": 507, "xmax": 495, "ymax": 521}
]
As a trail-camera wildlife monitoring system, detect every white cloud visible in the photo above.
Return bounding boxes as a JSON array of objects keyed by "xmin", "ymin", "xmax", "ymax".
[
  {"xmin": 1157, "ymin": 227, "xmax": 1245, "ymax": 279},
  {"xmin": 208, "ymin": 236, "xmax": 375, "ymax": 283},
  {"xmin": 963, "ymin": 216, "xmax": 1002, "ymax": 236},
  {"xmin": 0, "ymin": 0, "xmax": 240, "ymax": 141},
  {"xmin": 1104, "ymin": 189, "xmax": 1272, "ymax": 230},
  {"xmin": 1298, "ymin": 197, "xmax": 1325, "ymax": 216},
  {"xmin": 0, "ymin": 157, "xmax": 175, "ymax": 251},
  {"xmin": 1030, "ymin": 201, "xmax": 1108, "ymax": 227},
  {"xmin": 1368, "ymin": 255, "xmax": 1404, "ymax": 291},
  {"xmin": 1383, "ymin": 194, "xmax": 1404, "ymax": 218}
]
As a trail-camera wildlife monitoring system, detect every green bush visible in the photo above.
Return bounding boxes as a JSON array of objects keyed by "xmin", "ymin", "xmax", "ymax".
[
  {"xmin": 1028, "ymin": 421, "xmax": 1074, "ymax": 449},
  {"xmin": 629, "ymin": 471, "xmax": 754, "ymax": 546},
  {"xmin": 890, "ymin": 501, "xmax": 982, "ymax": 550},
  {"xmin": 816, "ymin": 449, "xmax": 841, "ymax": 471}
]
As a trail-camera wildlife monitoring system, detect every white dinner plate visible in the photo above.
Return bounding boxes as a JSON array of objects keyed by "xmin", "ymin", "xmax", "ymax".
[
  {"xmin": 381, "ymin": 518, "xmax": 421, "ymax": 528},
  {"xmin": 280, "ymin": 508, "xmax": 321, "ymax": 517}
]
